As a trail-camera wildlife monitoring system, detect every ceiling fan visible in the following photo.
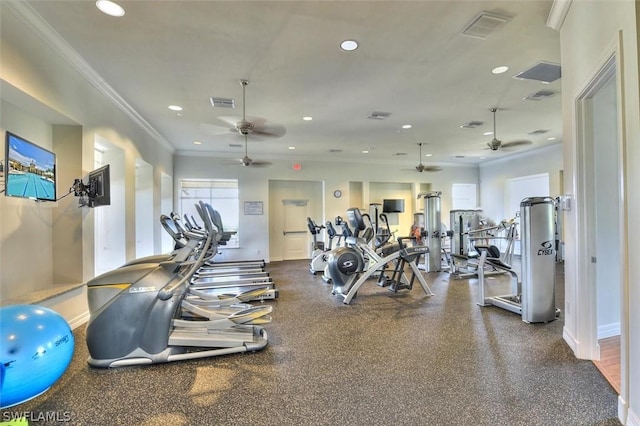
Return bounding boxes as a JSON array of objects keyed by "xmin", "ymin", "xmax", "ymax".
[
  {"xmin": 413, "ymin": 143, "xmax": 442, "ymax": 172},
  {"xmin": 202, "ymin": 80, "xmax": 286, "ymax": 139},
  {"xmin": 486, "ymin": 108, "xmax": 532, "ymax": 151},
  {"xmin": 235, "ymin": 134, "xmax": 272, "ymax": 167}
]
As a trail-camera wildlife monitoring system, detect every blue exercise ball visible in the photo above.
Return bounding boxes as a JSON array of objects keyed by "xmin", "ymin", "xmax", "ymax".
[{"xmin": 0, "ymin": 305, "xmax": 74, "ymax": 409}]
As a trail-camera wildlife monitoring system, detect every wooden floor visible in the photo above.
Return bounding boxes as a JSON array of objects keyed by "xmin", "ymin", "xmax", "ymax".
[{"xmin": 593, "ymin": 336, "xmax": 621, "ymax": 394}]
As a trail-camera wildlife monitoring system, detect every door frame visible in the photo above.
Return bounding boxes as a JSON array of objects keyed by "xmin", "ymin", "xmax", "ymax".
[{"xmin": 573, "ymin": 38, "xmax": 628, "ymax": 420}]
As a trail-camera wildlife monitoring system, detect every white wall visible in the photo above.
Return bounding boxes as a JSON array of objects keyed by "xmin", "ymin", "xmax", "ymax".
[
  {"xmin": 174, "ymin": 154, "xmax": 479, "ymax": 261},
  {"xmin": 479, "ymin": 144, "xmax": 563, "ymax": 223},
  {"xmin": 0, "ymin": 102, "xmax": 56, "ymax": 300},
  {"xmin": 0, "ymin": 3, "xmax": 174, "ymax": 325},
  {"xmin": 557, "ymin": 0, "xmax": 640, "ymax": 423}
]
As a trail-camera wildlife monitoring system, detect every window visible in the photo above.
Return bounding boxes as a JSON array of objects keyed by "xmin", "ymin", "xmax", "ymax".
[
  {"xmin": 180, "ymin": 179, "xmax": 239, "ymax": 248},
  {"xmin": 451, "ymin": 183, "xmax": 477, "ymax": 210}
]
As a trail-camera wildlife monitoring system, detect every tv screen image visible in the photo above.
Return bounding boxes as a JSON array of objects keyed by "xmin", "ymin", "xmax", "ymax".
[
  {"xmin": 5, "ymin": 132, "xmax": 56, "ymax": 201},
  {"xmin": 382, "ymin": 199, "xmax": 405, "ymax": 213}
]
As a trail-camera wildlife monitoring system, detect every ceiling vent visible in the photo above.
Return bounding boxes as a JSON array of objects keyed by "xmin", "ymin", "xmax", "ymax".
[
  {"xmin": 460, "ymin": 120, "xmax": 484, "ymax": 129},
  {"xmin": 329, "ymin": 149, "xmax": 343, "ymax": 153},
  {"xmin": 524, "ymin": 90, "xmax": 558, "ymax": 101},
  {"xmin": 209, "ymin": 97, "xmax": 235, "ymax": 108},
  {"xmin": 528, "ymin": 129, "xmax": 549, "ymax": 135},
  {"xmin": 229, "ymin": 143, "xmax": 243, "ymax": 148},
  {"xmin": 367, "ymin": 111, "xmax": 391, "ymax": 120},
  {"xmin": 459, "ymin": 12, "xmax": 511, "ymax": 40},
  {"xmin": 514, "ymin": 61, "xmax": 561, "ymax": 83},
  {"xmin": 393, "ymin": 152, "xmax": 408, "ymax": 156}
]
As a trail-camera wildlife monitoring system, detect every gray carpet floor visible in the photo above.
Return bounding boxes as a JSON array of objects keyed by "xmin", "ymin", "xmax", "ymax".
[{"xmin": 2, "ymin": 259, "xmax": 621, "ymax": 425}]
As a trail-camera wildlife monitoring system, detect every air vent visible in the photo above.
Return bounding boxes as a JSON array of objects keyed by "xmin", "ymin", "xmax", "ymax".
[
  {"xmin": 367, "ymin": 111, "xmax": 391, "ymax": 120},
  {"xmin": 329, "ymin": 149, "xmax": 343, "ymax": 153},
  {"xmin": 528, "ymin": 129, "xmax": 549, "ymax": 135},
  {"xmin": 460, "ymin": 12, "xmax": 511, "ymax": 40},
  {"xmin": 454, "ymin": 155, "xmax": 466, "ymax": 159},
  {"xmin": 393, "ymin": 152, "xmax": 408, "ymax": 156},
  {"xmin": 524, "ymin": 90, "xmax": 558, "ymax": 101},
  {"xmin": 460, "ymin": 120, "xmax": 484, "ymax": 129},
  {"xmin": 229, "ymin": 143, "xmax": 243, "ymax": 148},
  {"xmin": 210, "ymin": 97, "xmax": 235, "ymax": 108},
  {"xmin": 514, "ymin": 61, "xmax": 561, "ymax": 83}
]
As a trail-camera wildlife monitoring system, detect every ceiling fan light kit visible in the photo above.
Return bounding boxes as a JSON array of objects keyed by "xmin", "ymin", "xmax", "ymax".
[{"xmin": 486, "ymin": 108, "xmax": 533, "ymax": 152}]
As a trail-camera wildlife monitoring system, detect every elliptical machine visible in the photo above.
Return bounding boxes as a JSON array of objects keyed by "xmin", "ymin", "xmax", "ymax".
[{"xmin": 85, "ymin": 201, "xmax": 271, "ymax": 368}]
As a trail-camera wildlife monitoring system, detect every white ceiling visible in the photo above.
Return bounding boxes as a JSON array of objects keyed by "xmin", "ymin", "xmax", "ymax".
[{"xmin": 24, "ymin": 0, "xmax": 562, "ymax": 167}]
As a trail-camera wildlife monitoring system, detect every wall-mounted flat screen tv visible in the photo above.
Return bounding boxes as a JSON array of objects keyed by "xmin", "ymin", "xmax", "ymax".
[
  {"xmin": 88, "ymin": 164, "xmax": 110, "ymax": 207},
  {"xmin": 4, "ymin": 132, "xmax": 56, "ymax": 201},
  {"xmin": 382, "ymin": 198, "xmax": 405, "ymax": 213}
]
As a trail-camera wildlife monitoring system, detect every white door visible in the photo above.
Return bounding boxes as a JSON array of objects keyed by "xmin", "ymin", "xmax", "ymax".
[{"xmin": 283, "ymin": 200, "xmax": 309, "ymax": 260}]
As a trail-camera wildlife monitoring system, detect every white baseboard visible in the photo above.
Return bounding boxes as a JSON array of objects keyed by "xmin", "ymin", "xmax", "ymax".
[
  {"xmin": 625, "ymin": 401, "xmax": 639, "ymax": 426},
  {"xmin": 598, "ymin": 322, "xmax": 621, "ymax": 339},
  {"xmin": 68, "ymin": 310, "xmax": 90, "ymax": 330},
  {"xmin": 563, "ymin": 326, "xmax": 578, "ymax": 354}
]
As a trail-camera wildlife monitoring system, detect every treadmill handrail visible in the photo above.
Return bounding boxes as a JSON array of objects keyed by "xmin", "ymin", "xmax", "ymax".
[{"xmin": 159, "ymin": 210, "xmax": 216, "ymax": 300}]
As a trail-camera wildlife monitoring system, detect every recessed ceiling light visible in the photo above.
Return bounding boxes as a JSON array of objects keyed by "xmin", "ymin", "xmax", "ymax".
[
  {"xmin": 302, "ymin": 116, "xmax": 313, "ymax": 121},
  {"xmin": 362, "ymin": 150, "xmax": 369, "ymax": 154},
  {"xmin": 193, "ymin": 141, "xmax": 202, "ymax": 145},
  {"xmin": 425, "ymin": 153, "xmax": 433, "ymax": 157},
  {"xmin": 547, "ymin": 137, "xmax": 557, "ymax": 141},
  {"xmin": 168, "ymin": 105, "xmax": 183, "ymax": 111},
  {"xmin": 402, "ymin": 124, "xmax": 412, "ymax": 129},
  {"xmin": 96, "ymin": 0, "xmax": 125, "ymax": 17},
  {"xmin": 480, "ymin": 156, "xmax": 487, "ymax": 159},
  {"xmin": 483, "ymin": 131, "xmax": 494, "ymax": 136},
  {"xmin": 340, "ymin": 40, "xmax": 359, "ymax": 51},
  {"xmin": 492, "ymin": 65, "xmax": 509, "ymax": 74},
  {"xmin": 288, "ymin": 146, "xmax": 296, "ymax": 150}
]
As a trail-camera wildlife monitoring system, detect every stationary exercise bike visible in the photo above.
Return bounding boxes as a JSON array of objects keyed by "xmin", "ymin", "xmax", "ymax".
[
  {"xmin": 308, "ymin": 217, "xmax": 328, "ymax": 274},
  {"xmin": 327, "ymin": 207, "xmax": 434, "ymax": 304}
]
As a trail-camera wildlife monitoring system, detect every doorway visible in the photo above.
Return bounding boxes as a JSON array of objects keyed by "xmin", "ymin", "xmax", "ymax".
[
  {"xmin": 268, "ymin": 180, "xmax": 323, "ymax": 261},
  {"xmin": 576, "ymin": 54, "xmax": 623, "ymax": 393},
  {"xmin": 93, "ymin": 136, "xmax": 125, "ymax": 276}
]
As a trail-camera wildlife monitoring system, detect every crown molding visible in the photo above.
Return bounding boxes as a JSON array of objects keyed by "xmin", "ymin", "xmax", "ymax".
[
  {"xmin": 4, "ymin": 1, "xmax": 174, "ymax": 153},
  {"xmin": 547, "ymin": 0, "xmax": 573, "ymax": 31}
]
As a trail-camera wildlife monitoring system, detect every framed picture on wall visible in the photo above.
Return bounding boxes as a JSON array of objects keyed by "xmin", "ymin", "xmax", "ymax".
[{"xmin": 244, "ymin": 201, "xmax": 263, "ymax": 215}]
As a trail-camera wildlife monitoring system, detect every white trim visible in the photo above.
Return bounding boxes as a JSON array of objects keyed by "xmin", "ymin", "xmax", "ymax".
[
  {"xmin": 614, "ymin": 29, "xmax": 631, "ymax": 426},
  {"xmin": 573, "ymin": 52, "xmax": 618, "ymax": 360},
  {"xmin": 562, "ymin": 326, "xmax": 578, "ymax": 353},
  {"xmin": 626, "ymin": 404, "xmax": 640, "ymax": 426},
  {"xmin": 547, "ymin": 0, "xmax": 573, "ymax": 31},
  {"xmin": 598, "ymin": 322, "xmax": 621, "ymax": 339},
  {"xmin": 5, "ymin": 1, "xmax": 174, "ymax": 153},
  {"xmin": 68, "ymin": 311, "xmax": 90, "ymax": 330}
]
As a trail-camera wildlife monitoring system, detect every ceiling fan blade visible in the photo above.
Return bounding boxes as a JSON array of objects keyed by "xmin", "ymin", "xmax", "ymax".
[
  {"xmin": 215, "ymin": 115, "xmax": 242, "ymax": 127},
  {"xmin": 422, "ymin": 166, "xmax": 443, "ymax": 172},
  {"xmin": 501, "ymin": 139, "xmax": 533, "ymax": 149},
  {"xmin": 247, "ymin": 160, "xmax": 272, "ymax": 167},
  {"xmin": 251, "ymin": 124, "xmax": 287, "ymax": 138},
  {"xmin": 200, "ymin": 122, "xmax": 236, "ymax": 136}
]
